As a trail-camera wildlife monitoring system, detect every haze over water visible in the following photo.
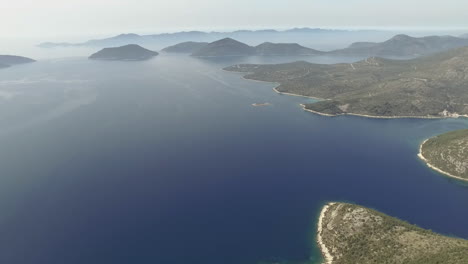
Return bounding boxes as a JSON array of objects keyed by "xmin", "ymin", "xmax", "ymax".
[{"xmin": 0, "ymin": 54, "xmax": 467, "ymax": 264}]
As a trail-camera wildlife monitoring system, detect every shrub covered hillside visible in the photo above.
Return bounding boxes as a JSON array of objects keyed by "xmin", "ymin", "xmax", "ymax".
[{"xmin": 319, "ymin": 203, "xmax": 468, "ymax": 264}]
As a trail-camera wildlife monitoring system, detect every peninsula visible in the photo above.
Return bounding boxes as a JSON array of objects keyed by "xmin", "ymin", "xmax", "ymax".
[
  {"xmin": 330, "ymin": 34, "xmax": 468, "ymax": 57},
  {"xmin": 419, "ymin": 129, "xmax": 468, "ymax": 181},
  {"xmin": 317, "ymin": 203, "xmax": 468, "ymax": 264},
  {"xmin": 0, "ymin": 55, "xmax": 36, "ymax": 68},
  {"xmin": 89, "ymin": 44, "xmax": 158, "ymax": 61},
  {"xmin": 225, "ymin": 47, "xmax": 468, "ymax": 118}
]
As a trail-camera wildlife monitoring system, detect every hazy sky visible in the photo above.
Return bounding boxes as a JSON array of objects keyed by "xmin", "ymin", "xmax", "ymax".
[{"xmin": 2, "ymin": 0, "xmax": 468, "ymax": 39}]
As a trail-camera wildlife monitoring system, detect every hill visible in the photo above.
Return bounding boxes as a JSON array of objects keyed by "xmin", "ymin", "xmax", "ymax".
[
  {"xmin": 419, "ymin": 129, "xmax": 468, "ymax": 181},
  {"xmin": 190, "ymin": 39, "xmax": 324, "ymax": 57},
  {"xmin": 0, "ymin": 55, "xmax": 36, "ymax": 66},
  {"xmin": 161, "ymin": 41, "xmax": 208, "ymax": 53},
  {"xmin": 225, "ymin": 47, "xmax": 468, "ymax": 118},
  {"xmin": 89, "ymin": 44, "xmax": 158, "ymax": 61},
  {"xmin": 191, "ymin": 38, "xmax": 256, "ymax": 57},
  {"xmin": 254, "ymin": 42, "xmax": 323, "ymax": 56},
  {"xmin": 317, "ymin": 203, "xmax": 468, "ymax": 264},
  {"xmin": 331, "ymin": 34, "xmax": 468, "ymax": 57}
]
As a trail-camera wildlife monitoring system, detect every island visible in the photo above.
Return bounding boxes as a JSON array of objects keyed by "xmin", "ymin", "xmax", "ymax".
[
  {"xmin": 161, "ymin": 41, "xmax": 209, "ymax": 53},
  {"xmin": 419, "ymin": 129, "xmax": 468, "ymax": 181},
  {"xmin": 89, "ymin": 44, "xmax": 158, "ymax": 61},
  {"xmin": 225, "ymin": 46, "xmax": 468, "ymax": 118},
  {"xmin": 317, "ymin": 203, "xmax": 468, "ymax": 264},
  {"xmin": 330, "ymin": 34, "xmax": 468, "ymax": 57},
  {"xmin": 191, "ymin": 38, "xmax": 256, "ymax": 57},
  {"xmin": 190, "ymin": 38, "xmax": 323, "ymax": 57},
  {"xmin": 0, "ymin": 55, "xmax": 36, "ymax": 68},
  {"xmin": 254, "ymin": 42, "xmax": 323, "ymax": 56}
]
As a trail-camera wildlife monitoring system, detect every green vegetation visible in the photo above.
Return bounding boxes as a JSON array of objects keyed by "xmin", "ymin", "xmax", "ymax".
[
  {"xmin": 319, "ymin": 203, "xmax": 468, "ymax": 264},
  {"xmin": 259, "ymin": 203, "xmax": 468, "ymax": 264},
  {"xmin": 420, "ymin": 129, "xmax": 468, "ymax": 180},
  {"xmin": 225, "ymin": 47, "xmax": 468, "ymax": 118}
]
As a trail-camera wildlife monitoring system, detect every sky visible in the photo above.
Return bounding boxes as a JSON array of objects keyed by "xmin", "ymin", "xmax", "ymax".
[{"xmin": 1, "ymin": 0, "xmax": 468, "ymax": 40}]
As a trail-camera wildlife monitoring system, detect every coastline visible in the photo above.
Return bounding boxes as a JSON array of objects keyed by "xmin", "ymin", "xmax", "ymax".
[
  {"xmin": 225, "ymin": 68, "xmax": 468, "ymax": 120},
  {"xmin": 299, "ymin": 104, "xmax": 467, "ymax": 120},
  {"xmin": 418, "ymin": 139, "xmax": 468, "ymax": 182},
  {"xmin": 222, "ymin": 69, "xmax": 322, "ymax": 100},
  {"xmin": 273, "ymin": 87, "xmax": 324, "ymax": 100},
  {"xmin": 317, "ymin": 203, "xmax": 335, "ymax": 264}
]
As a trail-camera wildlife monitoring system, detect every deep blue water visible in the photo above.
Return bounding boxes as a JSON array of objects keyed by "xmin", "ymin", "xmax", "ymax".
[{"xmin": 0, "ymin": 54, "xmax": 467, "ymax": 264}]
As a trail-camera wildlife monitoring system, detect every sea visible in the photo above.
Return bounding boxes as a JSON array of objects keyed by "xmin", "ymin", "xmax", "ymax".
[{"xmin": 0, "ymin": 51, "xmax": 467, "ymax": 264}]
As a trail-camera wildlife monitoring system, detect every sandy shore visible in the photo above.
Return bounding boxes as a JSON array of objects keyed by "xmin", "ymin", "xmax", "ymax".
[
  {"xmin": 273, "ymin": 87, "xmax": 324, "ymax": 100},
  {"xmin": 418, "ymin": 139, "xmax": 468, "ymax": 182},
  {"xmin": 300, "ymin": 104, "xmax": 466, "ymax": 120},
  {"xmin": 317, "ymin": 203, "xmax": 335, "ymax": 264},
  {"xmin": 300, "ymin": 104, "xmax": 337, "ymax": 117}
]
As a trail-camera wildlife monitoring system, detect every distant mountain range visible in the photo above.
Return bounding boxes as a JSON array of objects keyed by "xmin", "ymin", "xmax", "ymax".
[
  {"xmin": 37, "ymin": 28, "xmax": 396, "ymax": 51},
  {"xmin": 89, "ymin": 44, "xmax": 159, "ymax": 61},
  {"xmin": 331, "ymin": 34, "xmax": 468, "ymax": 57},
  {"xmin": 225, "ymin": 46, "xmax": 468, "ymax": 118},
  {"xmin": 184, "ymin": 38, "xmax": 324, "ymax": 57},
  {"xmin": 165, "ymin": 35, "xmax": 468, "ymax": 58},
  {"xmin": 0, "ymin": 55, "xmax": 36, "ymax": 68},
  {"xmin": 39, "ymin": 29, "xmax": 468, "ymax": 58},
  {"xmin": 161, "ymin": 41, "xmax": 209, "ymax": 53}
]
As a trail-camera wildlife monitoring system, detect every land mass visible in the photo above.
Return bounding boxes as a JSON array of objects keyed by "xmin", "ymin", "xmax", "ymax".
[
  {"xmin": 419, "ymin": 129, "xmax": 468, "ymax": 181},
  {"xmin": 89, "ymin": 44, "xmax": 158, "ymax": 61},
  {"xmin": 190, "ymin": 38, "xmax": 323, "ymax": 57},
  {"xmin": 191, "ymin": 38, "xmax": 256, "ymax": 57},
  {"xmin": 41, "ymin": 32, "xmax": 468, "ymax": 59},
  {"xmin": 0, "ymin": 55, "xmax": 36, "ymax": 68},
  {"xmin": 225, "ymin": 46, "xmax": 468, "ymax": 118},
  {"xmin": 254, "ymin": 42, "xmax": 323, "ymax": 56},
  {"xmin": 37, "ymin": 28, "xmax": 394, "ymax": 51},
  {"xmin": 330, "ymin": 34, "xmax": 468, "ymax": 58},
  {"xmin": 317, "ymin": 203, "xmax": 468, "ymax": 264},
  {"xmin": 161, "ymin": 41, "xmax": 209, "ymax": 53}
]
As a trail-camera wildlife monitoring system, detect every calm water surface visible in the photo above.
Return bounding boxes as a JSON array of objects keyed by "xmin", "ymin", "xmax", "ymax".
[{"xmin": 0, "ymin": 54, "xmax": 467, "ymax": 264}]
